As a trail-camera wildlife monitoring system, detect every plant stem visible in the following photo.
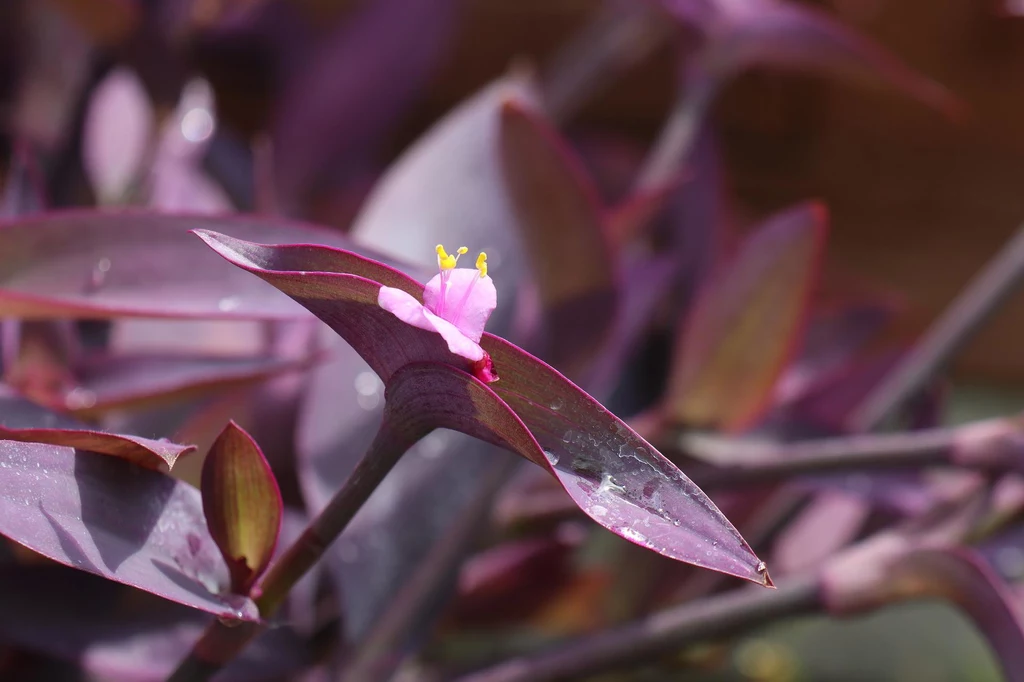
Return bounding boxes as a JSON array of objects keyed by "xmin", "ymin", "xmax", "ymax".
[
  {"xmin": 632, "ymin": 80, "xmax": 716, "ymax": 193},
  {"xmin": 165, "ymin": 412, "xmax": 423, "ymax": 682},
  {"xmin": 452, "ymin": 576, "xmax": 820, "ymax": 682},
  {"xmin": 674, "ymin": 421, "xmax": 1024, "ymax": 490},
  {"xmin": 849, "ymin": 223, "xmax": 1024, "ymax": 432}
]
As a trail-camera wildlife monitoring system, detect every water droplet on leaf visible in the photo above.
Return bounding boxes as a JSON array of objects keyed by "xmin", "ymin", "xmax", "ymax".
[{"xmin": 217, "ymin": 296, "xmax": 241, "ymax": 312}]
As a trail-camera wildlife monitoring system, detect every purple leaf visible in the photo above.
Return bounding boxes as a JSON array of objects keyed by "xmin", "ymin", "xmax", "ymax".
[
  {"xmin": 791, "ymin": 348, "xmax": 906, "ymax": 431},
  {"xmin": 822, "ymin": 545, "xmax": 1024, "ymax": 681},
  {"xmin": 350, "ymin": 74, "xmax": 541, "ymax": 275},
  {"xmin": 663, "ymin": 0, "xmax": 962, "ymax": 117},
  {"xmin": 606, "ymin": 178, "xmax": 683, "ymax": 246},
  {"xmin": 773, "ymin": 298, "xmax": 899, "ymax": 407},
  {"xmin": 771, "ymin": 490, "xmax": 869, "ymax": 574},
  {"xmin": 67, "ymin": 351, "xmax": 319, "ymax": 417},
  {"xmin": 666, "ymin": 202, "xmax": 826, "ymax": 432},
  {"xmin": 386, "ymin": 361, "xmax": 769, "ymax": 585},
  {"xmin": 201, "ymin": 421, "xmax": 282, "ymax": 595},
  {"xmin": 446, "ymin": 530, "xmax": 582, "ymax": 626},
  {"xmin": 498, "ymin": 101, "xmax": 617, "ymax": 369},
  {"xmin": 0, "ymin": 390, "xmax": 193, "ymax": 470},
  {"xmin": 198, "ymin": 231, "xmax": 770, "ymax": 586},
  {"xmin": 149, "ymin": 78, "xmax": 232, "ymax": 214},
  {"xmin": 0, "ymin": 441, "xmax": 256, "ymax": 619},
  {"xmin": 272, "ymin": 0, "xmax": 459, "ymax": 210},
  {"xmin": 0, "ymin": 210, "xmax": 406, "ymax": 320},
  {"xmin": 0, "ymin": 564, "xmax": 311, "ymax": 681}
]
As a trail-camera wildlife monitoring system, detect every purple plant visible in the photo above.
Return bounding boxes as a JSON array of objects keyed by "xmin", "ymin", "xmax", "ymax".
[{"xmin": 0, "ymin": 1, "xmax": 1021, "ymax": 681}]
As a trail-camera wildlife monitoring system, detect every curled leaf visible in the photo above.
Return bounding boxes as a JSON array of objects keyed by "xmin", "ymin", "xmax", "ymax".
[
  {"xmin": 201, "ymin": 422, "xmax": 283, "ymax": 595},
  {"xmin": 0, "ymin": 391, "xmax": 192, "ymax": 470}
]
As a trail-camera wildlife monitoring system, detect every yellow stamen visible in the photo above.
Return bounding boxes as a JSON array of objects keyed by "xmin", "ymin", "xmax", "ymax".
[
  {"xmin": 436, "ymin": 244, "xmax": 467, "ymax": 271},
  {"xmin": 476, "ymin": 252, "xmax": 488, "ymax": 278}
]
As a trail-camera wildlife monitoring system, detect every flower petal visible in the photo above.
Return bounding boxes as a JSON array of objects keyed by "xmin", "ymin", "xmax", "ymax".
[
  {"xmin": 423, "ymin": 269, "xmax": 496, "ymax": 342},
  {"xmin": 378, "ymin": 285, "xmax": 485, "ymax": 362}
]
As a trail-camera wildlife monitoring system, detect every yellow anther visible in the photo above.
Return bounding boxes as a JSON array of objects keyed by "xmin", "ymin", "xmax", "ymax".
[
  {"xmin": 436, "ymin": 244, "xmax": 468, "ymax": 271},
  {"xmin": 476, "ymin": 252, "xmax": 488, "ymax": 278},
  {"xmin": 436, "ymin": 244, "xmax": 455, "ymax": 270}
]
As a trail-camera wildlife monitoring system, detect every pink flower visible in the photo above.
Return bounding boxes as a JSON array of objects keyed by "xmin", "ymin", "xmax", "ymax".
[{"xmin": 378, "ymin": 245, "xmax": 498, "ymax": 382}]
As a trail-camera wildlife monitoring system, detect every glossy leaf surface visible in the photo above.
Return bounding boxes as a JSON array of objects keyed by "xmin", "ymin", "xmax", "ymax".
[
  {"xmin": 0, "ymin": 391, "xmax": 192, "ymax": 470},
  {"xmin": 198, "ymin": 232, "xmax": 769, "ymax": 585},
  {"xmin": 201, "ymin": 422, "xmax": 282, "ymax": 594},
  {"xmin": 0, "ymin": 441, "xmax": 256, "ymax": 618},
  {"xmin": 0, "ymin": 210, "xmax": 401, "ymax": 320}
]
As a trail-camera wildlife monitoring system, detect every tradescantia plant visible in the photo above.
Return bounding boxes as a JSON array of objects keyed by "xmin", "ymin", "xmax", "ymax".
[{"xmin": 3, "ymin": 1, "xmax": 1024, "ymax": 681}]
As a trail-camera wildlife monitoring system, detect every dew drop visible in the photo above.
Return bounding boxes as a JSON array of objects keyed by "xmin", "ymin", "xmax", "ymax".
[
  {"xmin": 181, "ymin": 108, "xmax": 215, "ymax": 143},
  {"xmin": 217, "ymin": 296, "xmax": 241, "ymax": 312},
  {"xmin": 591, "ymin": 504, "xmax": 608, "ymax": 517},
  {"xmin": 597, "ymin": 473, "xmax": 626, "ymax": 495},
  {"xmin": 549, "ymin": 397, "xmax": 564, "ymax": 411},
  {"xmin": 620, "ymin": 527, "xmax": 646, "ymax": 544},
  {"xmin": 543, "ymin": 450, "xmax": 559, "ymax": 466},
  {"xmin": 561, "ymin": 431, "xmax": 573, "ymax": 444}
]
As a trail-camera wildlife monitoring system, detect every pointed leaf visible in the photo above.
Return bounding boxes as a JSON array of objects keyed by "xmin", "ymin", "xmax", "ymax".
[
  {"xmin": 666, "ymin": 202, "xmax": 827, "ymax": 431},
  {"xmin": 0, "ymin": 391, "xmax": 192, "ymax": 470},
  {"xmin": 0, "ymin": 210, "xmax": 406, "ymax": 319},
  {"xmin": 0, "ymin": 441, "xmax": 256, "ymax": 619},
  {"xmin": 498, "ymin": 101, "xmax": 617, "ymax": 368},
  {"xmin": 198, "ymin": 232, "xmax": 770, "ymax": 585},
  {"xmin": 201, "ymin": 422, "xmax": 282, "ymax": 594},
  {"xmin": 387, "ymin": 362, "xmax": 769, "ymax": 586}
]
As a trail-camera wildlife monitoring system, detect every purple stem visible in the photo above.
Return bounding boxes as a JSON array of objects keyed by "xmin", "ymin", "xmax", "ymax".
[
  {"xmin": 849, "ymin": 223, "xmax": 1024, "ymax": 431},
  {"xmin": 452, "ymin": 576, "xmax": 820, "ymax": 682},
  {"xmin": 676, "ymin": 423, "xmax": 1021, "ymax": 489},
  {"xmin": 541, "ymin": 0, "xmax": 672, "ymax": 123},
  {"xmin": 165, "ymin": 409, "xmax": 426, "ymax": 682}
]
